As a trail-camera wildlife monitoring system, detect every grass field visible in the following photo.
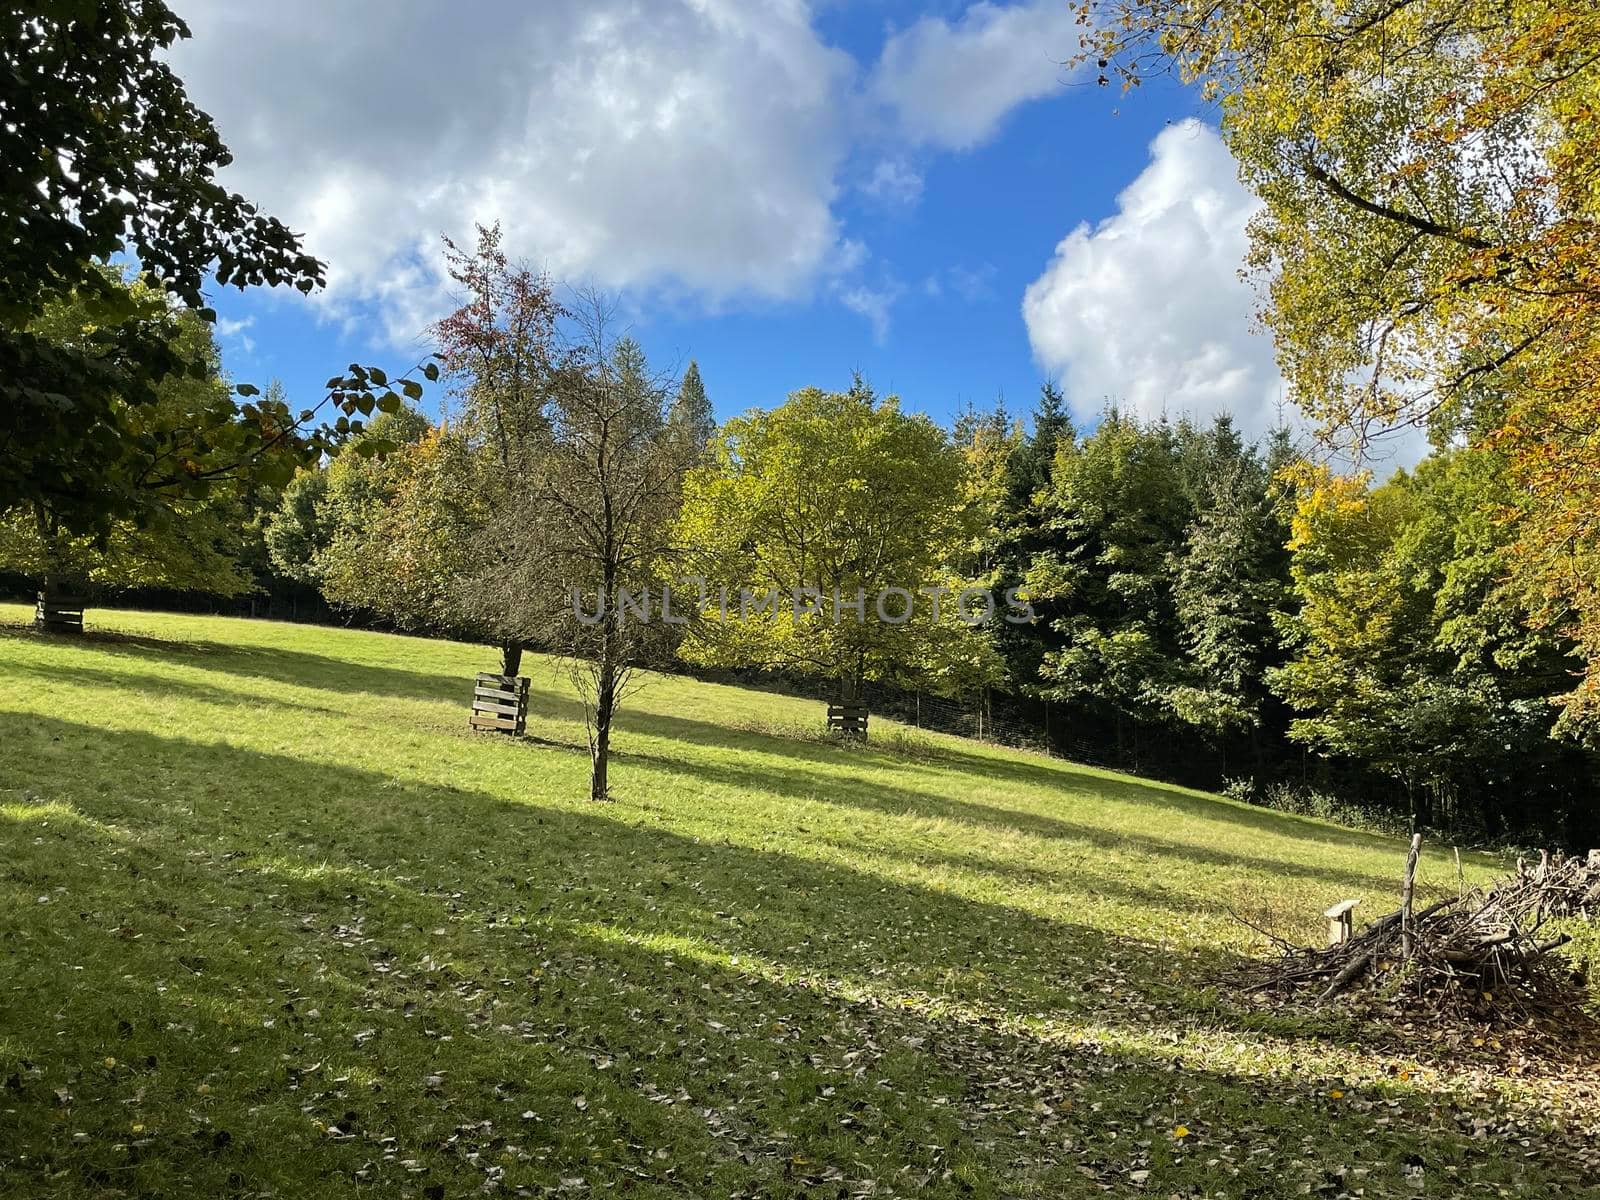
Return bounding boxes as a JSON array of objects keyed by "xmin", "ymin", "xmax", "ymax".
[{"xmin": 3, "ymin": 606, "xmax": 1598, "ymax": 1198}]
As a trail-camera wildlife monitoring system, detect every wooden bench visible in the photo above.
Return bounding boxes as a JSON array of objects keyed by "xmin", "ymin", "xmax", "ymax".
[
  {"xmin": 34, "ymin": 592, "xmax": 86, "ymax": 634},
  {"xmin": 470, "ymin": 673, "xmax": 529, "ymax": 736},
  {"xmin": 827, "ymin": 703, "xmax": 868, "ymax": 738}
]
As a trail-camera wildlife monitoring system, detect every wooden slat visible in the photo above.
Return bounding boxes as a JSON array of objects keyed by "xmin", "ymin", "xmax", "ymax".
[
  {"xmin": 476, "ymin": 673, "xmax": 529, "ymax": 689},
  {"xmin": 469, "ymin": 673, "xmax": 527, "ymax": 735},
  {"xmin": 473, "ymin": 686, "xmax": 523, "ymax": 703},
  {"xmin": 470, "ymin": 713, "xmax": 521, "ymax": 731},
  {"xmin": 472, "ymin": 698, "xmax": 522, "ymax": 717}
]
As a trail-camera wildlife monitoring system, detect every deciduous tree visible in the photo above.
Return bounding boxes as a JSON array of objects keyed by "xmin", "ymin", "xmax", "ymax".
[
  {"xmin": 1078, "ymin": 0, "xmax": 1600, "ymax": 729},
  {"xmin": 674, "ymin": 379, "xmax": 980, "ymax": 705}
]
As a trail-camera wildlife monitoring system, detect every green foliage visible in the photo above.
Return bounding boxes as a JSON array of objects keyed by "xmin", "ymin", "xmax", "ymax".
[
  {"xmin": 264, "ymin": 469, "xmax": 332, "ymax": 589},
  {"xmin": 1168, "ymin": 427, "xmax": 1294, "ymax": 735},
  {"xmin": 0, "ymin": 277, "xmax": 267, "ymax": 596},
  {"xmin": 1031, "ymin": 413, "xmax": 1221, "ymax": 732},
  {"xmin": 316, "ymin": 420, "xmax": 482, "ymax": 638},
  {"xmin": 1269, "ymin": 450, "xmax": 1594, "ymax": 830},
  {"xmin": 675, "ymin": 380, "xmax": 987, "ymax": 698},
  {"xmin": 0, "ymin": 1, "xmax": 320, "ymax": 529},
  {"xmin": 1079, "ymin": 0, "xmax": 1600, "ymax": 727},
  {"xmin": 988, "ymin": 384, "xmax": 1077, "ymax": 693},
  {"xmin": 0, "ymin": 4, "xmax": 438, "ymax": 541}
]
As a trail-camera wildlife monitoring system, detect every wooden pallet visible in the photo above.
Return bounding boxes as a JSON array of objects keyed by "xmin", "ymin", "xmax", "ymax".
[
  {"xmin": 34, "ymin": 593, "xmax": 86, "ymax": 634},
  {"xmin": 470, "ymin": 673, "xmax": 529, "ymax": 735},
  {"xmin": 827, "ymin": 703, "xmax": 869, "ymax": 737}
]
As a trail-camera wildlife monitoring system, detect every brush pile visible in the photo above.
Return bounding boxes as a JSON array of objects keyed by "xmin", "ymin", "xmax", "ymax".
[{"xmin": 1247, "ymin": 850, "xmax": 1599, "ymax": 1027}]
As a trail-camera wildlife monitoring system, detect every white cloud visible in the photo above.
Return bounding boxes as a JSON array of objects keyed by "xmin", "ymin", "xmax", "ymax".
[
  {"xmin": 164, "ymin": 1, "xmax": 1092, "ymax": 347},
  {"xmin": 168, "ymin": 0, "xmax": 856, "ymax": 344},
  {"xmin": 1021, "ymin": 120, "xmax": 1290, "ymax": 437},
  {"xmin": 861, "ymin": 158, "xmax": 924, "ymax": 207},
  {"xmin": 215, "ymin": 314, "xmax": 256, "ymax": 354},
  {"xmin": 871, "ymin": 1, "xmax": 1081, "ymax": 150},
  {"xmin": 837, "ymin": 279, "xmax": 905, "ymax": 344}
]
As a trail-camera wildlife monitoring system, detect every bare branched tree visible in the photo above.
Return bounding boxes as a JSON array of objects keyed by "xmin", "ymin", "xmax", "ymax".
[{"xmin": 521, "ymin": 292, "xmax": 700, "ymax": 800}]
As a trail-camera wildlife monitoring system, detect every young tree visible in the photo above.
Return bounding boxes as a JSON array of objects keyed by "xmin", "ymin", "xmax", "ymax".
[
  {"xmin": 674, "ymin": 379, "xmax": 980, "ymax": 707},
  {"xmin": 317, "ymin": 224, "xmax": 566, "ymax": 676},
  {"xmin": 529, "ymin": 301, "xmax": 699, "ymax": 800},
  {"xmin": 429, "ymin": 223, "xmax": 563, "ymax": 675}
]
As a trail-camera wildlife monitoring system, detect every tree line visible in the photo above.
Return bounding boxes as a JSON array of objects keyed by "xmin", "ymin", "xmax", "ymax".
[{"xmin": 5, "ymin": 222, "xmax": 1598, "ymax": 834}]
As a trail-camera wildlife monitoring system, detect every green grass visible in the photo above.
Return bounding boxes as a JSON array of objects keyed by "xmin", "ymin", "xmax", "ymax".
[{"xmin": 2, "ymin": 605, "xmax": 1597, "ymax": 1198}]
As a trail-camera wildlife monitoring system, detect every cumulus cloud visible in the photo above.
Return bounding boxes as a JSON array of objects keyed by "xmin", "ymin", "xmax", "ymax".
[
  {"xmin": 1022, "ymin": 120, "xmax": 1292, "ymax": 437},
  {"xmin": 168, "ymin": 0, "xmax": 856, "ymax": 344},
  {"xmin": 165, "ymin": 1, "xmax": 1100, "ymax": 347},
  {"xmin": 871, "ymin": 1, "xmax": 1081, "ymax": 150}
]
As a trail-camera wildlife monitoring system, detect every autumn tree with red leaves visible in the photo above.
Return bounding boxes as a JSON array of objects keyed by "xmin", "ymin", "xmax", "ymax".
[{"xmin": 429, "ymin": 223, "xmax": 566, "ymax": 675}]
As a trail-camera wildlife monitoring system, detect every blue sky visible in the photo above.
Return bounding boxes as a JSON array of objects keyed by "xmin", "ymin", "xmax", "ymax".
[{"xmin": 167, "ymin": 1, "xmax": 1289, "ymax": 440}]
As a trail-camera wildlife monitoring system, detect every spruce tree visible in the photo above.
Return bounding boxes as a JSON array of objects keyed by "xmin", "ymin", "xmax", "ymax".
[{"xmin": 669, "ymin": 360, "xmax": 716, "ymax": 458}]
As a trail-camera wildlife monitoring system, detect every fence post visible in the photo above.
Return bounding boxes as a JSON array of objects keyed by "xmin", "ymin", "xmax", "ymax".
[{"xmin": 1400, "ymin": 833, "xmax": 1422, "ymax": 960}]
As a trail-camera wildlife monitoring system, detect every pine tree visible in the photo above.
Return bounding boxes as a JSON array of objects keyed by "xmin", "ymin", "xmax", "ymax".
[
  {"xmin": 669, "ymin": 359, "xmax": 716, "ymax": 459},
  {"xmin": 1169, "ymin": 442, "xmax": 1291, "ymax": 747}
]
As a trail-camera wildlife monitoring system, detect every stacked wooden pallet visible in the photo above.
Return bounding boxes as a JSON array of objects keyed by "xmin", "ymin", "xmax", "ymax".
[
  {"xmin": 34, "ymin": 592, "xmax": 86, "ymax": 633},
  {"xmin": 827, "ymin": 703, "xmax": 868, "ymax": 737},
  {"xmin": 470, "ymin": 673, "xmax": 529, "ymax": 735}
]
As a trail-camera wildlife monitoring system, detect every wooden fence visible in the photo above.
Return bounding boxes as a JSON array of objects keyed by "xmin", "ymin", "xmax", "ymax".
[{"xmin": 470, "ymin": 673, "xmax": 529, "ymax": 735}]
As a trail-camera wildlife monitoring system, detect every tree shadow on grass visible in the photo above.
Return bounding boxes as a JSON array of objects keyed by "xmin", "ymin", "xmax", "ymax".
[
  {"xmin": 0, "ymin": 623, "xmax": 1416, "ymax": 902},
  {"xmin": 0, "ymin": 622, "xmax": 466, "ymax": 704},
  {"xmin": 0, "ymin": 621, "xmax": 1474, "ymax": 878},
  {"xmin": 2, "ymin": 718, "xmax": 1594, "ymax": 1197},
  {"xmin": 1, "ymin": 657, "xmax": 345, "ymax": 717},
  {"xmin": 3, "ymin": 621, "xmax": 1419, "ymax": 906},
  {"xmin": 603, "ymin": 736, "xmax": 1409, "ymax": 897}
]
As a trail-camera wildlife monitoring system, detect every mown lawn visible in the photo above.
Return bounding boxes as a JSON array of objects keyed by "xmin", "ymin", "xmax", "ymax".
[{"xmin": 2, "ymin": 606, "xmax": 1597, "ymax": 1198}]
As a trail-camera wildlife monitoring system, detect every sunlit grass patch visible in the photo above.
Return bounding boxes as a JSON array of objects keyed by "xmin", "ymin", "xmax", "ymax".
[{"xmin": 1, "ymin": 605, "xmax": 1593, "ymax": 1198}]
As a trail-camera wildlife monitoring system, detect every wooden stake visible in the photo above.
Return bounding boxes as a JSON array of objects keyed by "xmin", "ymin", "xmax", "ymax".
[
  {"xmin": 1401, "ymin": 833, "xmax": 1422, "ymax": 961},
  {"xmin": 1454, "ymin": 846, "xmax": 1463, "ymax": 898}
]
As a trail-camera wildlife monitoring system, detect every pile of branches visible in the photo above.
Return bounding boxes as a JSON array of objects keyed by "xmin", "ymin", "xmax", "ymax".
[
  {"xmin": 1245, "ymin": 850, "xmax": 1598, "ymax": 1027},
  {"xmin": 1505, "ymin": 850, "xmax": 1600, "ymax": 921}
]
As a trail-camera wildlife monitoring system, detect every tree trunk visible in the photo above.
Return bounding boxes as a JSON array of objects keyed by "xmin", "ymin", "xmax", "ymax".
[
  {"xmin": 591, "ymin": 653, "xmax": 616, "ymax": 802},
  {"xmin": 590, "ymin": 703, "xmax": 611, "ymax": 801},
  {"xmin": 501, "ymin": 640, "xmax": 524, "ymax": 677}
]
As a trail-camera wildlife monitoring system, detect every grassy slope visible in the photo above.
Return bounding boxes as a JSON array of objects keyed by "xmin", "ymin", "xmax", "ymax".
[{"xmin": 1, "ymin": 606, "xmax": 1596, "ymax": 1198}]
